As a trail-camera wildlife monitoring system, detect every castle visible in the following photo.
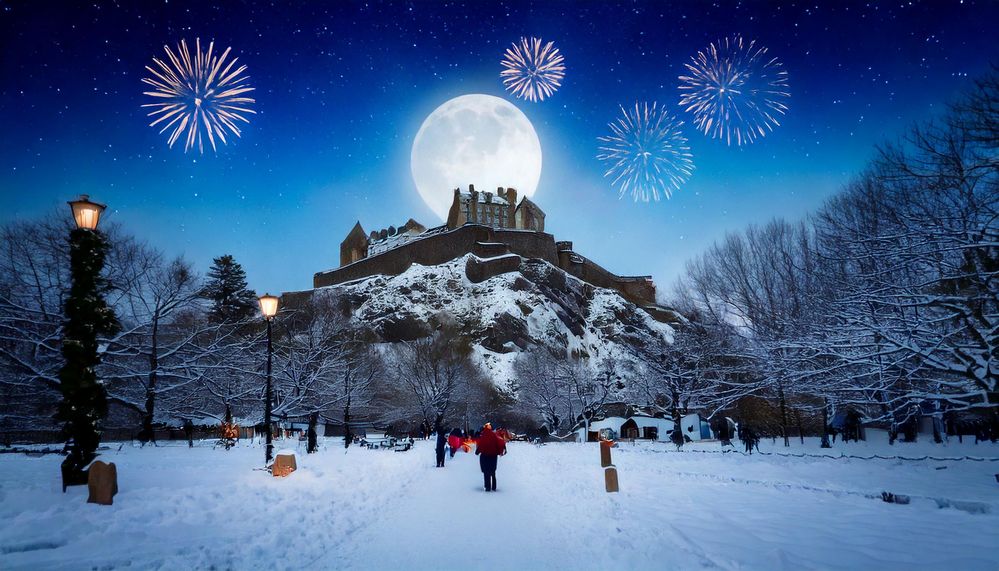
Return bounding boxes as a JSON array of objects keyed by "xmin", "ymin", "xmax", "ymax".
[{"xmin": 315, "ymin": 185, "xmax": 672, "ymax": 320}]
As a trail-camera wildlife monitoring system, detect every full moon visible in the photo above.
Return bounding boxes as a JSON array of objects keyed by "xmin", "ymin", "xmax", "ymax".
[{"xmin": 411, "ymin": 94, "xmax": 542, "ymax": 221}]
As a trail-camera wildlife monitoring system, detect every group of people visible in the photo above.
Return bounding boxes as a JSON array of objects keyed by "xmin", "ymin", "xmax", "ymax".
[{"xmin": 434, "ymin": 422, "xmax": 508, "ymax": 492}]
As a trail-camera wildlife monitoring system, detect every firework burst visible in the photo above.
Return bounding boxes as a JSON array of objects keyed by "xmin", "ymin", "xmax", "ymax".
[
  {"xmin": 141, "ymin": 38, "xmax": 256, "ymax": 153},
  {"xmin": 597, "ymin": 102, "xmax": 695, "ymax": 202},
  {"xmin": 678, "ymin": 34, "xmax": 790, "ymax": 145},
  {"xmin": 500, "ymin": 37, "xmax": 565, "ymax": 102}
]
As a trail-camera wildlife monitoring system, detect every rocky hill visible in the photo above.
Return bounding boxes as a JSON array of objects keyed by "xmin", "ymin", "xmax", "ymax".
[{"xmin": 310, "ymin": 254, "xmax": 678, "ymax": 389}]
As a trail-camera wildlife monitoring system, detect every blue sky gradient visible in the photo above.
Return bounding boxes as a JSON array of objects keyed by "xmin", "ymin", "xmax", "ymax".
[{"xmin": 2, "ymin": 0, "xmax": 997, "ymax": 297}]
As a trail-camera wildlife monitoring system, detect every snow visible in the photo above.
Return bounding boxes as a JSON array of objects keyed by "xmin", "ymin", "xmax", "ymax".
[
  {"xmin": 1, "ymin": 434, "xmax": 997, "ymax": 570},
  {"xmin": 317, "ymin": 254, "xmax": 675, "ymax": 390}
]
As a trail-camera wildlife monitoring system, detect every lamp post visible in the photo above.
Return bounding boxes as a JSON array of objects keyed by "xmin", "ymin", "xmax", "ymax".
[
  {"xmin": 259, "ymin": 293, "xmax": 279, "ymax": 465},
  {"xmin": 58, "ymin": 195, "xmax": 119, "ymax": 490}
]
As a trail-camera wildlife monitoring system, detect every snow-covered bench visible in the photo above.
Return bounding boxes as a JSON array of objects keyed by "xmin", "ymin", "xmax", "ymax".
[{"xmin": 361, "ymin": 437, "xmax": 395, "ymax": 449}]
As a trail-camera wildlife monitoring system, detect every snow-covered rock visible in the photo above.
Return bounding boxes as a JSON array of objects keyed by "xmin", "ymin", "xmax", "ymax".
[{"xmin": 313, "ymin": 254, "xmax": 676, "ymax": 389}]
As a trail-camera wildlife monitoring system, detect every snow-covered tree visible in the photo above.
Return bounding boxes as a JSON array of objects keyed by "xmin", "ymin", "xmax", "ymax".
[
  {"xmin": 512, "ymin": 345, "xmax": 571, "ymax": 435},
  {"xmin": 271, "ymin": 294, "xmax": 380, "ymax": 448},
  {"xmin": 0, "ymin": 216, "xmax": 71, "ymax": 433},
  {"xmin": 387, "ymin": 321, "xmax": 480, "ymax": 433},
  {"xmin": 99, "ymin": 239, "xmax": 205, "ymax": 442}
]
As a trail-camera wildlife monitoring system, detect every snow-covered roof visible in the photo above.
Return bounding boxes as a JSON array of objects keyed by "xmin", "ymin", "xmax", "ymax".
[
  {"xmin": 587, "ymin": 417, "xmax": 628, "ymax": 431},
  {"xmin": 627, "ymin": 416, "xmax": 675, "ymax": 430}
]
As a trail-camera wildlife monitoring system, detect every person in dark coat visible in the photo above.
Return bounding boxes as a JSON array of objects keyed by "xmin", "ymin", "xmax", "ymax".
[
  {"xmin": 739, "ymin": 425, "xmax": 759, "ymax": 454},
  {"xmin": 475, "ymin": 422, "xmax": 506, "ymax": 491},
  {"xmin": 307, "ymin": 413, "xmax": 319, "ymax": 454},
  {"xmin": 670, "ymin": 427, "xmax": 684, "ymax": 450},
  {"xmin": 183, "ymin": 419, "xmax": 194, "ymax": 448},
  {"xmin": 435, "ymin": 428, "xmax": 448, "ymax": 467}
]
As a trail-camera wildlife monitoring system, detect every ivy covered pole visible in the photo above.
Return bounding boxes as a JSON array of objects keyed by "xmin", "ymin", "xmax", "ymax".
[
  {"xmin": 58, "ymin": 195, "xmax": 119, "ymax": 490},
  {"xmin": 258, "ymin": 293, "xmax": 279, "ymax": 466}
]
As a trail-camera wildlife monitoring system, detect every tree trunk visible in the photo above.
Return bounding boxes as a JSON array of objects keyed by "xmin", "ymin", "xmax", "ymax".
[
  {"xmin": 671, "ymin": 406, "xmax": 684, "ymax": 449},
  {"xmin": 343, "ymin": 394, "xmax": 352, "ymax": 449},
  {"xmin": 778, "ymin": 384, "xmax": 790, "ymax": 447},
  {"xmin": 877, "ymin": 391, "xmax": 897, "ymax": 445},
  {"xmin": 139, "ymin": 318, "xmax": 159, "ymax": 445},
  {"xmin": 793, "ymin": 407, "xmax": 804, "ymax": 445},
  {"xmin": 820, "ymin": 399, "xmax": 831, "ymax": 448}
]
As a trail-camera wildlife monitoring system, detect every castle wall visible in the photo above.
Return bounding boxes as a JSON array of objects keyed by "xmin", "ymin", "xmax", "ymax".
[
  {"xmin": 318, "ymin": 220, "xmax": 657, "ymax": 310},
  {"xmin": 465, "ymin": 254, "xmax": 523, "ymax": 283},
  {"xmin": 491, "ymin": 229, "xmax": 559, "ymax": 262},
  {"xmin": 557, "ymin": 251, "xmax": 656, "ymax": 306},
  {"xmin": 315, "ymin": 224, "xmax": 559, "ymax": 288}
]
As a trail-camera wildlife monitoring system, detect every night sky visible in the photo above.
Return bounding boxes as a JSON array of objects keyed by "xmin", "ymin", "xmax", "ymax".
[{"xmin": 2, "ymin": 1, "xmax": 997, "ymax": 298}]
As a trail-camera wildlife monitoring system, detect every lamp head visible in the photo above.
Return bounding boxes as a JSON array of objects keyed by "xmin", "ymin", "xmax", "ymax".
[
  {"xmin": 258, "ymin": 293, "xmax": 279, "ymax": 320},
  {"xmin": 68, "ymin": 195, "xmax": 106, "ymax": 231}
]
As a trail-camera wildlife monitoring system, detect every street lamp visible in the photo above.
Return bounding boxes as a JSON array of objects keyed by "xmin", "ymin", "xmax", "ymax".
[
  {"xmin": 68, "ymin": 194, "xmax": 106, "ymax": 231},
  {"xmin": 259, "ymin": 293, "xmax": 279, "ymax": 465},
  {"xmin": 58, "ymin": 195, "xmax": 118, "ymax": 492}
]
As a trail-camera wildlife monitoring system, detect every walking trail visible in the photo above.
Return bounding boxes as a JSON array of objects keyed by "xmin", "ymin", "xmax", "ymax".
[{"xmin": 319, "ymin": 442, "xmax": 613, "ymax": 570}]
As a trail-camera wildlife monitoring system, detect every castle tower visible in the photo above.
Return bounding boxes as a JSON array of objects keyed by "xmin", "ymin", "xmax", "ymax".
[{"xmin": 340, "ymin": 221, "xmax": 369, "ymax": 266}]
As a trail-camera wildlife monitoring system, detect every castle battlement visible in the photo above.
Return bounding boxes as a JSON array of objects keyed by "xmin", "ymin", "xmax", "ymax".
[{"xmin": 320, "ymin": 186, "xmax": 664, "ymax": 313}]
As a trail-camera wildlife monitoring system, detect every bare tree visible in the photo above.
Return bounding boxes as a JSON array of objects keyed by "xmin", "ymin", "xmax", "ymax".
[
  {"xmin": 272, "ymin": 294, "xmax": 380, "ymax": 448},
  {"xmin": 388, "ymin": 322, "xmax": 479, "ymax": 433},
  {"xmin": 101, "ymin": 240, "xmax": 204, "ymax": 443},
  {"xmin": 512, "ymin": 343, "xmax": 571, "ymax": 435},
  {"xmin": 0, "ymin": 215, "xmax": 70, "ymax": 432}
]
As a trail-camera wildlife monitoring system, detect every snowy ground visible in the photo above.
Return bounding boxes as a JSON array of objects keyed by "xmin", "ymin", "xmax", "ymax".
[{"xmin": 1, "ymin": 433, "xmax": 998, "ymax": 570}]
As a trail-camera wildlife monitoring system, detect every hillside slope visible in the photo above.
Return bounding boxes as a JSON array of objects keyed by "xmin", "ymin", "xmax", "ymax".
[{"xmin": 314, "ymin": 254, "xmax": 677, "ymax": 388}]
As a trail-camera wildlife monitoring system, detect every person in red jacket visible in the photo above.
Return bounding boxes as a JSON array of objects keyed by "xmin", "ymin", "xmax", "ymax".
[
  {"xmin": 475, "ymin": 422, "xmax": 506, "ymax": 491},
  {"xmin": 447, "ymin": 429, "xmax": 462, "ymax": 458}
]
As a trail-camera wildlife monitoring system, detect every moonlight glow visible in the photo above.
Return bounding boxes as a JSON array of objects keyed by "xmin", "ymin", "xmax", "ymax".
[{"xmin": 411, "ymin": 94, "xmax": 542, "ymax": 220}]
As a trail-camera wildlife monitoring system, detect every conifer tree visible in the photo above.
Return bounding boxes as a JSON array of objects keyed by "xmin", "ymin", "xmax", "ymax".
[
  {"xmin": 201, "ymin": 254, "xmax": 257, "ymax": 323},
  {"xmin": 58, "ymin": 228, "xmax": 119, "ymax": 486}
]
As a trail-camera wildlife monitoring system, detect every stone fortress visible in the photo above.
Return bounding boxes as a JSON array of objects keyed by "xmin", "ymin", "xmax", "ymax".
[{"xmin": 315, "ymin": 185, "xmax": 673, "ymax": 320}]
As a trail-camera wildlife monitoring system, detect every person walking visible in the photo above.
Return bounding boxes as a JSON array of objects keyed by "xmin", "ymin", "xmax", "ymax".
[
  {"xmin": 475, "ymin": 422, "xmax": 506, "ymax": 492},
  {"xmin": 435, "ymin": 428, "xmax": 448, "ymax": 467},
  {"xmin": 183, "ymin": 419, "xmax": 194, "ymax": 448}
]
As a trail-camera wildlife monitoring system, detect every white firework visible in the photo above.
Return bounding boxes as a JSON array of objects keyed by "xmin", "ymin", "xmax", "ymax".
[
  {"xmin": 500, "ymin": 37, "xmax": 566, "ymax": 102},
  {"xmin": 597, "ymin": 102, "xmax": 695, "ymax": 202},
  {"xmin": 678, "ymin": 34, "xmax": 790, "ymax": 145},
  {"xmin": 141, "ymin": 38, "xmax": 256, "ymax": 153}
]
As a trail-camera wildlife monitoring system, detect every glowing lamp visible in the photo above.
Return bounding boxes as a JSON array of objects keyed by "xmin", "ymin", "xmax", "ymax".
[
  {"xmin": 68, "ymin": 195, "xmax": 106, "ymax": 231},
  {"xmin": 259, "ymin": 293, "xmax": 279, "ymax": 320}
]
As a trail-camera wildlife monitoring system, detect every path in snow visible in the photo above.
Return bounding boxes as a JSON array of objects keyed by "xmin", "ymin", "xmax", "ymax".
[
  {"xmin": 2, "ymin": 436, "xmax": 998, "ymax": 570},
  {"xmin": 324, "ymin": 444, "xmax": 604, "ymax": 570}
]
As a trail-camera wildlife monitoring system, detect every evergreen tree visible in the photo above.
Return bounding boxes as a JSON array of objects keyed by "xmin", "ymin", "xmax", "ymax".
[
  {"xmin": 219, "ymin": 403, "xmax": 238, "ymax": 450},
  {"xmin": 57, "ymin": 228, "xmax": 119, "ymax": 485},
  {"xmin": 201, "ymin": 254, "xmax": 257, "ymax": 323}
]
